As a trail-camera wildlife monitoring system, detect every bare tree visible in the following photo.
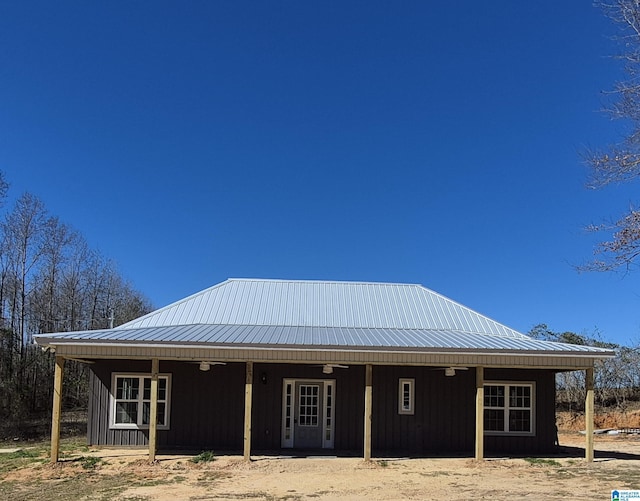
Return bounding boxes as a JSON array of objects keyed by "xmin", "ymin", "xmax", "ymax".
[
  {"xmin": 584, "ymin": 1, "xmax": 640, "ymax": 271},
  {"xmin": 529, "ymin": 324, "xmax": 640, "ymax": 411},
  {"xmin": 0, "ymin": 172, "xmax": 9, "ymax": 205},
  {"xmin": 0, "ymin": 174, "xmax": 153, "ymax": 434},
  {"xmin": 58, "ymin": 237, "xmax": 91, "ymax": 332},
  {"xmin": 30, "ymin": 217, "xmax": 79, "ymax": 334},
  {"xmin": 3, "ymin": 193, "xmax": 48, "ymax": 348}
]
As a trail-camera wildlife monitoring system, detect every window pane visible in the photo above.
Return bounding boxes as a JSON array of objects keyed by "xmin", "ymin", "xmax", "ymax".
[
  {"xmin": 116, "ymin": 378, "xmax": 139, "ymax": 400},
  {"xmin": 399, "ymin": 379, "xmax": 414, "ymax": 414},
  {"xmin": 484, "ymin": 385, "xmax": 504, "ymax": 408},
  {"xmin": 142, "ymin": 401, "xmax": 150, "ymax": 425},
  {"xmin": 484, "ymin": 409, "xmax": 504, "ymax": 432},
  {"xmin": 402, "ymin": 383, "xmax": 411, "ymax": 410},
  {"xmin": 509, "ymin": 409, "xmax": 531, "ymax": 432},
  {"xmin": 157, "ymin": 402, "xmax": 166, "ymax": 426},
  {"xmin": 142, "ymin": 377, "xmax": 168, "ymax": 401},
  {"xmin": 158, "ymin": 378, "xmax": 167, "ymax": 400},
  {"xmin": 116, "ymin": 402, "xmax": 138, "ymax": 424},
  {"xmin": 142, "ymin": 402, "xmax": 166, "ymax": 426},
  {"xmin": 509, "ymin": 386, "xmax": 530, "ymax": 408}
]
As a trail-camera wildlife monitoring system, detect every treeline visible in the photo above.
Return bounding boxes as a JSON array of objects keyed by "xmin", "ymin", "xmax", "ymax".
[
  {"xmin": 0, "ymin": 172, "xmax": 152, "ymax": 436},
  {"xmin": 529, "ymin": 324, "xmax": 640, "ymax": 412}
]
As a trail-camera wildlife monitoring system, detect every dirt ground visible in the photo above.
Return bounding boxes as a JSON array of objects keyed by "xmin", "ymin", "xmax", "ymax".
[{"xmin": 2, "ymin": 431, "xmax": 640, "ymax": 500}]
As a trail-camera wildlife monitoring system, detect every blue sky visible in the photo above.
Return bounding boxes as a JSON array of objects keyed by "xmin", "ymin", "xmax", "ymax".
[{"xmin": 1, "ymin": 1, "xmax": 638, "ymax": 346}]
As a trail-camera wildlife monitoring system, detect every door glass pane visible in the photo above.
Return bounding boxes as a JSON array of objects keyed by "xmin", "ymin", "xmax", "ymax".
[
  {"xmin": 284, "ymin": 383, "xmax": 293, "ymax": 440},
  {"xmin": 299, "ymin": 385, "xmax": 319, "ymax": 426},
  {"xmin": 325, "ymin": 383, "xmax": 334, "ymax": 443}
]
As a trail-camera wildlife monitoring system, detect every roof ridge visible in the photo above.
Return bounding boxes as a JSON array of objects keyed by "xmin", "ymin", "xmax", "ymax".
[{"xmin": 227, "ymin": 278, "xmax": 423, "ymax": 287}]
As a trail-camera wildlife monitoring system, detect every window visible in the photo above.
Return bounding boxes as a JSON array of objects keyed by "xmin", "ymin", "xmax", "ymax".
[
  {"xmin": 398, "ymin": 378, "xmax": 415, "ymax": 415},
  {"xmin": 484, "ymin": 382, "xmax": 534, "ymax": 435},
  {"xmin": 298, "ymin": 384, "xmax": 320, "ymax": 426},
  {"xmin": 324, "ymin": 383, "xmax": 333, "ymax": 443},
  {"xmin": 110, "ymin": 374, "xmax": 171, "ymax": 429},
  {"xmin": 283, "ymin": 381, "xmax": 293, "ymax": 443}
]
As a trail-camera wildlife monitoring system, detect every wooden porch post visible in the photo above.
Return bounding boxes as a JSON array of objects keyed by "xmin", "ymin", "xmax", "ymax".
[
  {"xmin": 50, "ymin": 356, "xmax": 65, "ymax": 463},
  {"xmin": 243, "ymin": 361, "xmax": 253, "ymax": 461},
  {"xmin": 475, "ymin": 366, "xmax": 484, "ymax": 461},
  {"xmin": 585, "ymin": 367, "xmax": 594, "ymax": 462},
  {"xmin": 149, "ymin": 358, "xmax": 159, "ymax": 462},
  {"xmin": 363, "ymin": 364, "xmax": 373, "ymax": 461}
]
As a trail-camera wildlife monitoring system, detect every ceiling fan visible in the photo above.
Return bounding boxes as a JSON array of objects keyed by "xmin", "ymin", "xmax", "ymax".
[
  {"xmin": 191, "ymin": 361, "xmax": 227, "ymax": 371},
  {"xmin": 431, "ymin": 366, "xmax": 469, "ymax": 377},
  {"xmin": 313, "ymin": 363, "xmax": 349, "ymax": 374}
]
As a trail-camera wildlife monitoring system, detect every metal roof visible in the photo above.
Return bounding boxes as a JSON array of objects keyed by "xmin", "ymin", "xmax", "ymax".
[
  {"xmin": 34, "ymin": 279, "xmax": 614, "ymax": 357},
  {"xmin": 118, "ymin": 279, "xmax": 528, "ymax": 337},
  {"xmin": 34, "ymin": 323, "xmax": 612, "ymax": 355}
]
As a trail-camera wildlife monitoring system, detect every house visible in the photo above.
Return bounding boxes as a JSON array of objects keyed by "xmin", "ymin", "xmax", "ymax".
[{"xmin": 35, "ymin": 278, "xmax": 614, "ymax": 462}]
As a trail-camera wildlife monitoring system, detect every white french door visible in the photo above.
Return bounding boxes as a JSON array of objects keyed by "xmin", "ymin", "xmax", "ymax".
[{"xmin": 281, "ymin": 379, "xmax": 335, "ymax": 449}]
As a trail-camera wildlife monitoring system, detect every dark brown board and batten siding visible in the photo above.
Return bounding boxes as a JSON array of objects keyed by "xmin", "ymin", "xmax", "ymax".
[
  {"xmin": 88, "ymin": 361, "xmax": 556, "ymax": 455},
  {"xmin": 250, "ymin": 363, "xmax": 364, "ymax": 452},
  {"xmin": 88, "ymin": 360, "xmax": 245, "ymax": 449},
  {"xmin": 483, "ymin": 368, "xmax": 557, "ymax": 454},
  {"xmin": 371, "ymin": 367, "xmax": 556, "ymax": 455},
  {"xmin": 89, "ymin": 361, "xmax": 366, "ymax": 451}
]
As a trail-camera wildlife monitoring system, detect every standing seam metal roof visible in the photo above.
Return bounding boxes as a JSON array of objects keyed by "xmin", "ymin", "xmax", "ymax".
[
  {"xmin": 34, "ymin": 324, "xmax": 611, "ymax": 354},
  {"xmin": 118, "ymin": 279, "xmax": 529, "ymax": 339},
  {"xmin": 33, "ymin": 279, "xmax": 615, "ymax": 356}
]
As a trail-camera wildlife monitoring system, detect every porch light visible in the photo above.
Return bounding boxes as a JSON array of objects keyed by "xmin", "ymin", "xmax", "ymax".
[
  {"xmin": 445, "ymin": 367, "xmax": 456, "ymax": 377},
  {"xmin": 322, "ymin": 364, "xmax": 334, "ymax": 374},
  {"xmin": 199, "ymin": 361, "xmax": 211, "ymax": 371}
]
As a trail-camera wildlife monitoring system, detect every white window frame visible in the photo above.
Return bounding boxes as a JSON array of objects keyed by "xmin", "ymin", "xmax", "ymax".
[
  {"xmin": 483, "ymin": 381, "xmax": 535, "ymax": 436},
  {"xmin": 398, "ymin": 378, "xmax": 415, "ymax": 415},
  {"xmin": 282, "ymin": 380, "xmax": 294, "ymax": 447},
  {"xmin": 109, "ymin": 373, "xmax": 172, "ymax": 430}
]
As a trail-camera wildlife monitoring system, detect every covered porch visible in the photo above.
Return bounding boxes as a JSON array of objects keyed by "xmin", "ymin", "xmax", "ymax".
[{"xmin": 46, "ymin": 344, "xmax": 601, "ymax": 463}]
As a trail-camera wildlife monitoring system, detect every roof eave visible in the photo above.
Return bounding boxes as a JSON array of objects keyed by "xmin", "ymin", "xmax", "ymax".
[{"xmin": 37, "ymin": 339, "xmax": 616, "ymax": 360}]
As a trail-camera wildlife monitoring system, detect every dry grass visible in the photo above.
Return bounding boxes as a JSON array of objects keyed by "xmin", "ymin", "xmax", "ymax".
[{"xmin": 1, "ymin": 433, "xmax": 639, "ymax": 500}]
